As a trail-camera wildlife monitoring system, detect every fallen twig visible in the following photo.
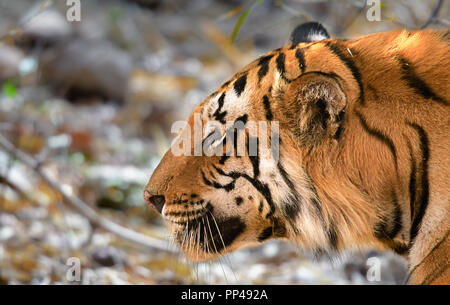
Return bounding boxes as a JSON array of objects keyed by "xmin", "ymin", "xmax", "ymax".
[
  {"xmin": 0, "ymin": 133, "xmax": 176, "ymax": 253},
  {"xmin": 421, "ymin": 0, "xmax": 444, "ymax": 29},
  {"xmin": 0, "ymin": 175, "xmax": 33, "ymax": 202}
]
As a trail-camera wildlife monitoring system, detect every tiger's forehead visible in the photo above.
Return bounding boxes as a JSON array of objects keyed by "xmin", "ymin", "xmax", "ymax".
[
  {"xmin": 197, "ymin": 39, "xmax": 342, "ymax": 124},
  {"xmin": 201, "ymin": 73, "xmax": 252, "ymax": 123}
]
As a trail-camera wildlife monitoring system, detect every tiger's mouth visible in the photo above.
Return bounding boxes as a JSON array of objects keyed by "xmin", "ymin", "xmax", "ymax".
[{"xmin": 169, "ymin": 212, "xmax": 246, "ymax": 260}]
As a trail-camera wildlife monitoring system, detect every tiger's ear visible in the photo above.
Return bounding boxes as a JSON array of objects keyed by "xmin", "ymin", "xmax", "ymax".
[
  {"xmin": 279, "ymin": 72, "xmax": 347, "ymax": 147},
  {"xmin": 290, "ymin": 22, "xmax": 330, "ymax": 45}
]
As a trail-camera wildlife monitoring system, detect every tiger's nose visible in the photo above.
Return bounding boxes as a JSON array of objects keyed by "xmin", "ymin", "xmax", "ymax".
[{"xmin": 144, "ymin": 190, "xmax": 165, "ymax": 214}]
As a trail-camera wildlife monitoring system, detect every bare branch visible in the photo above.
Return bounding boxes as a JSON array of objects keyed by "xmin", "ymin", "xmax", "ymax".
[
  {"xmin": 0, "ymin": 175, "xmax": 31, "ymax": 202},
  {"xmin": 0, "ymin": 133, "xmax": 176, "ymax": 254},
  {"xmin": 421, "ymin": 0, "xmax": 444, "ymax": 29},
  {"xmin": 435, "ymin": 18, "xmax": 450, "ymax": 27}
]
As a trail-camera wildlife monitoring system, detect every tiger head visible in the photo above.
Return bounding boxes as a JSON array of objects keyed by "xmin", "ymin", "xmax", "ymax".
[
  {"xmin": 144, "ymin": 22, "xmax": 378, "ymax": 261},
  {"xmin": 143, "ymin": 22, "xmax": 450, "ymax": 285}
]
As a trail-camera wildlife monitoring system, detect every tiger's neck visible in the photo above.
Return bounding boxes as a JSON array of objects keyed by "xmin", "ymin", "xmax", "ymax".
[
  {"xmin": 406, "ymin": 230, "xmax": 450, "ymax": 284},
  {"xmin": 300, "ymin": 118, "xmax": 449, "ymax": 284},
  {"xmin": 300, "ymin": 133, "xmax": 410, "ymax": 256}
]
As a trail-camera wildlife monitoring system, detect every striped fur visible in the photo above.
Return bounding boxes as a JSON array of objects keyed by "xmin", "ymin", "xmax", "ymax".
[{"xmin": 145, "ymin": 27, "xmax": 449, "ymax": 284}]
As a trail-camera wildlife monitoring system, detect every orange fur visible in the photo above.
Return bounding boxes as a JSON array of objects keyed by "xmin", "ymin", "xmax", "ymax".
[{"xmin": 146, "ymin": 29, "xmax": 450, "ymax": 284}]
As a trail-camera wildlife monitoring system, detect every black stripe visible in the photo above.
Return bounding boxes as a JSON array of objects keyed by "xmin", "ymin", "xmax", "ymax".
[
  {"xmin": 216, "ymin": 168, "xmax": 276, "ymax": 219},
  {"xmin": 280, "ymin": 194, "xmax": 299, "ymax": 224},
  {"xmin": 219, "ymin": 155, "xmax": 229, "ymax": 165},
  {"xmin": 228, "ymin": 114, "xmax": 248, "ymax": 157},
  {"xmin": 406, "ymin": 230, "xmax": 450, "ymax": 283},
  {"xmin": 233, "ymin": 73, "xmax": 247, "ymax": 96},
  {"xmin": 243, "ymin": 177, "xmax": 275, "ymax": 219},
  {"xmin": 443, "ymin": 29, "xmax": 450, "ymax": 41},
  {"xmin": 165, "ymin": 209, "xmax": 203, "ymax": 218},
  {"xmin": 258, "ymin": 200, "xmax": 264, "ymax": 213},
  {"xmin": 212, "ymin": 153, "xmax": 275, "ymax": 220},
  {"xmin": 276, "ymin": 52, "xmax": 285, "ymax": 74},
  {"xmin": 201, "ymin": 170, "xmax": 235, "ymax": 192},
  {"xmin": 407, "ymin": 122, "xmax": 430, "ymax": 245},
  {"xmin": 276, "ymin": 52, "xmax": 290, "ymax": 82},
  {"xmin": 295, "ymin": 48, "xmax": 306, "ymax": 74},
  {"xmin": 257, "ymin": 54, "xmax": 274, "ymax": 83},
  {"xmin": 211, "ymin": 164, "xmax": 227, "ymax": 177},
  {"xmin": 327, "ymin": 222, "xmax": 338, "ymax": 251},
  {"xmin": 220, "ymin": 80, "xmax": 231, "ymax": 89},
  {"xmin": 405, "ymin": 138, "xmax": 417, "ymax": 230},
  {"xmin": 373, "ymin": 190, "xmax": 403, "ymax": 240},
  {"xmin": 398, "ymin": 57, "xmax": 448, "ymax": 106},
  {"xmin": 325, "ymin": 41, "xmax": 364, "ymax": 105},
  {"xmin": 277, "ymin": 162, "xmax": 300, "ymax": 224},
  {"xmin": 277, "ymin": 162, "xmax": 295, "ymax": 191},
  {"xmin": 307, "ymin": 181, "xmax": 334, "ymax": 249},
  {"xmin": 235, "ymin": 114, "xmax": 248, "ymax": 125},
  {"xmin": 248, "ymin": 136, "xmax": 259, "ymax": 178},
  {"xmin": 355, "ymin": 110, "xmax": 398, "ymax": 170},
  {"xmin": 422, "ymin": 261, "xmax": 450, "ymax": 285},
  {"xmin": 391, "ymin": 191, "xmax": 403, "ymax": 238},
  {"xmin": 304, "ymin": 174, "xmax": 334, "ymax": 247},
  {"xmin": 305, "ymin": 175, "xmax": 326, "ymax": 226},
  {"xmin": 257, "ymin": 227, "xmax": 273, "ymax": 242},
  {"xmin": 333, "ymin": 110, "xmax": 345, "ymax": 140},
  {"xmin": 262, "ymin": 95, "xmax": 273, "ymax": 121},
  {"xmin": 213, "ymin": 92, "xmax": 227, "ymax": 124},
  {"xmin": 392, "ymin": 242, "xmax": 410, "ymax": 255}
]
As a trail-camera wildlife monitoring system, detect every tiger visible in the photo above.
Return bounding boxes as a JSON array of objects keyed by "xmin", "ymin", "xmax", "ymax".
[{"xmin": 144, "ymin": 22, "xmax": 450, "ymax": 285}]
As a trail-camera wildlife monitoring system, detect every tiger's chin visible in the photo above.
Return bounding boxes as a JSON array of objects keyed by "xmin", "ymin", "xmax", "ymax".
[
  {"xmin": 167, "ymin": 214, "xmax": 250, "ymax": 261},
  {"xmin": 176, "ymin": 238, "xmax": 261, "ymax": 262},
  {"xmin": 176, "ymin": 243, "xmax": 231, "ymax": 262}
]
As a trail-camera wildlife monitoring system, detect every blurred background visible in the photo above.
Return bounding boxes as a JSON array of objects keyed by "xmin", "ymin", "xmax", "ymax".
[{"xmin": 0, "ymin": 0, "xmax": 448, "ymax": 285}]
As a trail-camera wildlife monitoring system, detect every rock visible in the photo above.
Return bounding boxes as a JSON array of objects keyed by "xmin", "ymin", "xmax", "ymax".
[
  {"xmin": 126, "ymin": 0, "xmax": 164, "ymax": 10},
  {"xmin": 31, "ymin": 273, "xmax": 51, "ymax": 285},
  {"xmin": 156, "ymin": 270, "xmax": 183, "ymax": 285},
  {"xmin": 343, "ymin": 260, "xmax": 367, "ymax": 283},
  {"xmin": 0, "ymin": 213, "xmax": 23, "ymax": 243},
  {"xmin": 0, "ymin": 213, "xmax": 19, "ymax": 227},
  {"xmin": 85, "ymin": 164, "xmax": 152, "ymax": 186},
  {"xmin": 20, "ymin": 9, "xmax": 72, "ymax": 47},
  {"xmin": 94, "ymin": 267, "xmax": 129, "ymax": 285},
  {"xmin": 262, "ymin": 242, "xmax": 280, "ymax": 258},
  {"xmin": 0, "ymin": 226, "xmax": 15, "ymax": 242},
  {"xmin": 92, "ymin": 247, "xmax": 127, "ymax": 267},
  {"xmin": 0, "ymin": 43, "xmax": 24, "ymax": 80},
  {"xmin": 63, "ymin": 213, "xmax": 92, "ymax": 249},
  {"xmin": 292, "ymin": 267, "xmax": 314, "ymax": 284},
  {"xmin": 341, "ymin": 250, "xmax": 408, "ymax": 284},
  {"xmin": 369, "ymin": 251, "xmax": 408, "ymax": 284},
  {"xmin": 16, "ymin": 207, "xmax": 48, "ymax": 220},
  {"xmin": 39, "ymin": 39, "xmax": 133, "ymax": 102},
  {"xmin": 247, "ymin": 264, "xmax": 267, "ymax": 281},
  {"xmin": 28, "ymin": 221, "xmax": 46, "ymax": 241}
]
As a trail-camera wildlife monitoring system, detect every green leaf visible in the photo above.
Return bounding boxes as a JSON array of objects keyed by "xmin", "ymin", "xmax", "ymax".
[
  {"xmin": 230, "ymin": 9, "xmax": 250, "ymax": 44},
  {"xmin": 2, "ymin": 81, "xmax": 17, "ymax": 98},
  {"xmin": 109, "ymin": 7, "xmax": 123, "ymax": 23},
  {"xmin": 229, "ymin": 0, "xmax": 264, "ymax": 45}
]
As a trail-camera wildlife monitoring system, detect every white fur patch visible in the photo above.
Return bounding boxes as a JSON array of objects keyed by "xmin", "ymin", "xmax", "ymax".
[{"xmin": 308, "ymin": 32, "xmax": 329, "ymax": 42}]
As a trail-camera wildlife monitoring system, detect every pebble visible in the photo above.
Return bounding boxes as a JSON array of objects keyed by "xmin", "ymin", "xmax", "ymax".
[
  {"xmin": 0, "ymin": 43, "xmax": 24, "ymax": 80},
  {"xmin": 91, "ymin": 247, "xmax": 127, "ymax": 267}
]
